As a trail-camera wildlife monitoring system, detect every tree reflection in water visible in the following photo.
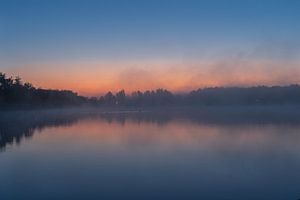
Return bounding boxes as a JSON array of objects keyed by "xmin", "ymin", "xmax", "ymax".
[{"xmin": 1, "ymin": 106, "xmax": 300, "ymax": 151}]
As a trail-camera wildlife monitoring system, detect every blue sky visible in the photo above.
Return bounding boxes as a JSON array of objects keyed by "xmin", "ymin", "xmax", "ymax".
[{"xmin": 1, "ymin": 0, "xmax": 300, "ymax": 95}]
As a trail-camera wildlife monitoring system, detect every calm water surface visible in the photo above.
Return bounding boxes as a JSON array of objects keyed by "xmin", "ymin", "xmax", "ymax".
[{"xmin": 0, "ymin": 109, "xmax": 300, "ymax": 200}]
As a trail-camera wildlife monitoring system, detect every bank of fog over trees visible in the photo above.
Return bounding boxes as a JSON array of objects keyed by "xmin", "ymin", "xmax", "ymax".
[{"xmin": 1, "ymin": 72, "xmax": 300, "ymax": 108}]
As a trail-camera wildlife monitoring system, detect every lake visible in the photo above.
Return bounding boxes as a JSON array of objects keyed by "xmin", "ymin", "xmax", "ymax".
[{"xmin": 1, "ymin": 107, "xmax": 300, "ymax": 200}]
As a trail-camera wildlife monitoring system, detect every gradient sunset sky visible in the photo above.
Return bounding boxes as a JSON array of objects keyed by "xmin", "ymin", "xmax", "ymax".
[{"xmin": 1, "ymin": 0, "xmax": 300, "ymax": 96}]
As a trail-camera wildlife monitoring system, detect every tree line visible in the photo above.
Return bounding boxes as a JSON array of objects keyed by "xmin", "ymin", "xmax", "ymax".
[
  {"xmin": 1, "ymin": 72, "xmax": 300, "ymax": 108},
  {"xmin": 0, "ymin": 72, "xmax": 86, "ymax": 107}
]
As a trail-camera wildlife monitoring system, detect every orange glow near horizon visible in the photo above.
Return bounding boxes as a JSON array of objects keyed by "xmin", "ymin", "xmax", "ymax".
[{"xmin": 6, "ymin": 59, "xmax": 300, "ymax": 96}]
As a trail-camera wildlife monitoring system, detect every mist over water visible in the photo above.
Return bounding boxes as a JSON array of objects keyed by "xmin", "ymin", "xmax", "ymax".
[
  {"xmin": 0, "ymin": 108, "xmax": 300, "ymax": 200},
  {"xmin": 1, "ymin": 1, "xmax": 300, "ymax": 199}
]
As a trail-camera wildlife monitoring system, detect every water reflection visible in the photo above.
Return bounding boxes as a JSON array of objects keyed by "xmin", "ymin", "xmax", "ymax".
[
  {"xmin": 1, "ymin": 107, "xmax": 300, "ymax": 151},
  {"xmin": 1, "ymin": 108, "xmax": 300, "ymax": 200}
]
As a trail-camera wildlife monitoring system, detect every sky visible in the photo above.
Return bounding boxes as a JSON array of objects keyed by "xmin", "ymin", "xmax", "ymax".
[{"xmin": 1, "ymin": 0, "xmax": 300, "ymax": 96}]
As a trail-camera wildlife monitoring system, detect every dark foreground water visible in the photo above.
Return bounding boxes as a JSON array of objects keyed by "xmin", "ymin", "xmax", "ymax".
[{"xmin": 0, "ymin": 108, "xmax": 300, "ymax": 200}]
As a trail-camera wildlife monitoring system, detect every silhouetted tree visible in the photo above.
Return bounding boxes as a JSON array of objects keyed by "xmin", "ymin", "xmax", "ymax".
[
  {"xmin": 104, "ymin": 91, "xmax": 116, "ymax": 105},
  {"xmin": 116, "ymin": 90, "xmax": 126, "ymax": 106},
  {"xmin": 0, "ymin": 72, "xmax": 88, "ymax": 108}
]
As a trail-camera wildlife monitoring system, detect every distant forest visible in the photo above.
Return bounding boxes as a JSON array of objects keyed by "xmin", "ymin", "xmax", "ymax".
[{"xmin": 1, "ymin": 72, "xmax": 300, "ymax": 108}]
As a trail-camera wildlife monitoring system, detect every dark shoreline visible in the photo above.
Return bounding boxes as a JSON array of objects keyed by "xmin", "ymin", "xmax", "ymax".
[
  {"xmin": 1, "ymin": 105, "xmax": 300, "ymax": 124},
  {"xmin": 1, "ymin": 104, "xmax": 300, "ymax": 114}
]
